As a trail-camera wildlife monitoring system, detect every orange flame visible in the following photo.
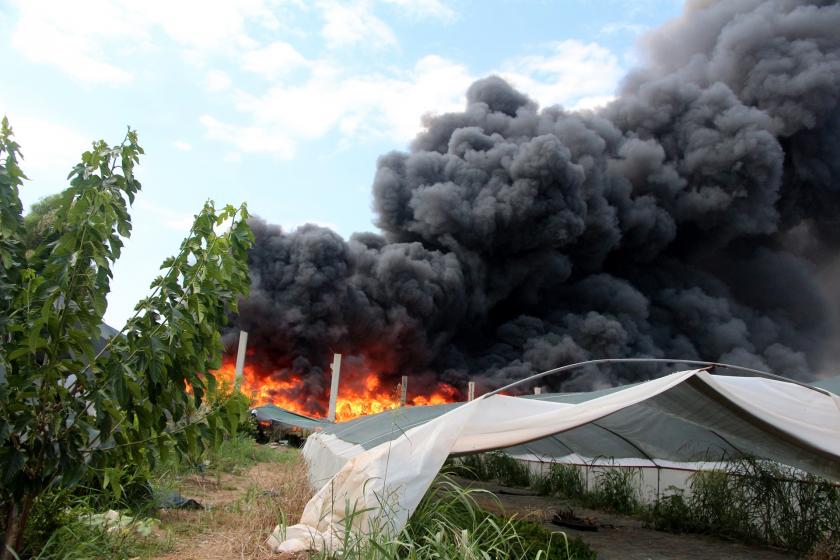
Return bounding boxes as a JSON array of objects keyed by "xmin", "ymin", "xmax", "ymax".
[{"xmin": 210, "ymin": 359, "xmax": 458, "ymax": 422}]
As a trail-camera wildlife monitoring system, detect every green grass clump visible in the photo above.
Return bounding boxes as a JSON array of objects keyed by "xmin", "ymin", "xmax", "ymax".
[
  {"xmin": 20, "ymin": 489, "xmax": 78, "ymax": 556},
  {"xmin": 206, "ymin": 433, "xmax": 295, "ymax": 474},
  {"xmin": 302, "ymin": 474, "xmax": 595, "ymax": 560},
  {"xmin": 531, "ymin": 462, "xmax": 640, "ymax": 514},
  {"xmin": 452, "ymin": 452, "xmax": 533, "ymax": 487},
  {"xmin": 534, "ymin": 464, "xmax": 587, "ymax": 500},
  {"xmin": 587, "ymin": 467, "xmax": 640, "ymax": 514},
  {"xmin": 33, "ymin": 514, "xmax": 170, "ymax": 560}
]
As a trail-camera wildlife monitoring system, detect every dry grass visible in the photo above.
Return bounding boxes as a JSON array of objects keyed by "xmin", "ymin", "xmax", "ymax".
[{"xmin": 154, "ymin": 450, "xmax": 313, "ymax": 560}]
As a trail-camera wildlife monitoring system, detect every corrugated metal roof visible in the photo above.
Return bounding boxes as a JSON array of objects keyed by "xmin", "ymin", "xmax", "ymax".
[{"xmin": 252, "ymin": 404, "xmax": 329, "ymax": 431}]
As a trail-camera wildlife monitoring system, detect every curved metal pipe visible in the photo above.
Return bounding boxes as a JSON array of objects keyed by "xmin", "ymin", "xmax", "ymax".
[{"xmin": 483, "ymin": 358, "xmax": 833, "ymax": 398}]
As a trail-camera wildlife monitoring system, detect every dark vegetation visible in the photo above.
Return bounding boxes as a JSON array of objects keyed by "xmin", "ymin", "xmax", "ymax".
[
  {"xmin": 455, "ymin": 452, "xmax": 840, "ymax": 557},
  {"xmin": 645, "ymin": 460, "xmax": 840, "ymax": 557}
]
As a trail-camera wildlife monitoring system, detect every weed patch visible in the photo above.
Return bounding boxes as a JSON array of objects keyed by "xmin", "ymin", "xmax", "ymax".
[
  {"xmin": 452, "ymin": 452, "xmax": 533, "ymax": 488},
  {"xmin": 644, "ymin": 459, "xmax": 840, "ymax": 557}
]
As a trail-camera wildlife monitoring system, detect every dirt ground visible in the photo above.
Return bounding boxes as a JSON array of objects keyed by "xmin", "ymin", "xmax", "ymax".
[
  {"xmin": 150, "ymin": 455, "xmax": 793, "ymax": 560},
  {"xmin": 459, "ymin": 477, "xmax": 793, "ymax": 560},
  {"xmin": 153, "ymin": 454, "xmax": 311, "ymax": 560}
]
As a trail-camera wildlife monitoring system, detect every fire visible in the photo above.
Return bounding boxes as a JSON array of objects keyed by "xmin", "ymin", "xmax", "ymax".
[{"xmin": 210, "ymin": 359, "xmax": 459, "ymax": 422}]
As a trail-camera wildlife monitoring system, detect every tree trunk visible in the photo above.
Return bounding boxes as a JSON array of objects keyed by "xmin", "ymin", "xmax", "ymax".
[{"xmin": 2, "ymin": 492, "xmax": 34, "ymax": 560}]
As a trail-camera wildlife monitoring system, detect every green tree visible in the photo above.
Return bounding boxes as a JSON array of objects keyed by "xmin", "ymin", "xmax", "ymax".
[
  {"xmin": 0, "ymin": 118, "xmax": 254, "ymax": 558},
  {"xmin": 21, "ymin": 193, "xmax": 63, "ymax": 253}
]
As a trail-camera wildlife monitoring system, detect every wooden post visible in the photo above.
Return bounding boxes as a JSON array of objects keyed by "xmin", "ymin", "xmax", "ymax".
[
  {"xmin": 234, "ymin": 330, "xmax": 248, "ymax": 390},
  {"xmin": 328, "ymin": 353, "xmax": 341, "ymax": 422},
  {"xmin": 400, "ymin": 375, "xmax": 408, "ymax": 407},
  {"xmin": 468, "ymin": 381, "xmax": 475, "ymax": 401}
]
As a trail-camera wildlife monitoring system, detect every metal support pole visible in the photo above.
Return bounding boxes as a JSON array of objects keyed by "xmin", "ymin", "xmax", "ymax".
[
  {"xmin": 234, "ymin": 330, "xmax": 248, "ymax": 390},
  {"xmin": 400, "ymin": 375, "xmax": 408, "ymax": 407},
  {"xmin": 328, "ymin": 353, "xmax": 342, "ymax": 422},
  {"xmin": 468, "ymin": 381, "xmax": 475, "ymax": 401}
]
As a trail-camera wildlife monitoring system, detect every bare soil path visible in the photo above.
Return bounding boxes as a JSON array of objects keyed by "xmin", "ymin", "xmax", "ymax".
[
  {"xmin": 153, "ymin": 455, "xmax": 311, "ymax": 560},
  {"xmin": 459, "ymin": 477, "xmax": 793, "ymax": 560}
]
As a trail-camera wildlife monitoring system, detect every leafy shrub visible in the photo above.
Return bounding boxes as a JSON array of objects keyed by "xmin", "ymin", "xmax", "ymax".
[
  {"xmin": 644, "ymin": 488, "xmax": 697, "ymax": 534},
  {"xmin": 538, "ymin": 464, "xmax": 586, "ymax": 500},
  {"xmin": 20, "ymin": 489, "xmax": 78, "ymax": 556},
  {"xmin": 588, "ymin": 467, "xmax": 640, "ymax": 514},
  {"xmin": 451, "ymin": 452, "xmax": 532, "ymax": 487},
  {"xmin": 0, "ymin": 120, "xmax": 253, "ymax": 556},
  {"xmin": 486, "ymin": 452, "xmax": 533, "ymax": 487},
  {"xmin": 452, "ymin": 454, "xmax": 490, "ymax": 480}
]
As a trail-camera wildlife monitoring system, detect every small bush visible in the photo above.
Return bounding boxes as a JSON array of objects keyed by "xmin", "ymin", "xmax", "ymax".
[
  {"xmin": 588, "ymin": 467, "xmax": 640, "ymax": 514},
  {"xmin": 486, "ymin": 452, "xmax": 532, "ymax": 487},
  {"xmin": 540, "ymin": 464, "xmax": 586, "ymax": 500},
  {"xmin": 451, "ymin": 452, "xmax": 532, "ymax": 487},
  {"xmin": 21, "ymin": 488, "xmax": 78, "ymax": 556},
  {"xmin": 644, "ymin": 488, "xmax": 697, "ymax": 534},
  {"xmin": 452, "ymin": 454, "xmax": 490, "ymax": 480}
]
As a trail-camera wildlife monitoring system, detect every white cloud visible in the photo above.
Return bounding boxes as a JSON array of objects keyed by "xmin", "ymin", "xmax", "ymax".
[
  {"xmin": 241, "ymin": 41, "xmax": 308, "ymax": 78},
  {"xmin": 172, "ymin": 140, "xmax": 192, "ymax": 151},
  {"xmin": 499, "ymin": 40, "xmax": 624, "ymax": 110},
  {"xmin": 380, "ymin": 0, "xmax": 456, "ymax": 22},
  {"xmin": 317, "ymin": 0, "xmax": 397, "ymax": 48},
  {"xmin": 202, "ymin": 54, "xmax": 471, "ymax": 157},
  {"xmin": 200, "ymin": 115, "xmax": 296, "ymax": 160},
  {"xmin": 3, "ymin": 112, "xmax": 89, "ymax": 195},
  {"xmin": 11, "ymin": 1, "xmax": 137, "ymax": 85},
  {"xmin": 200, "ymin": 38, "xmax": 626, "ymax": 158},
  {"xmin": 9, "ymin": 0, "xmax": 281, "ymax": 84},
  {"xmin": 205, "ymin": 70, "xmax": 232, "ymax": 92}
]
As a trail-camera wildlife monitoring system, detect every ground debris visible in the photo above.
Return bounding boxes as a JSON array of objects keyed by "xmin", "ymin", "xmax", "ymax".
[{"xmin": 551, "ymin": 508, "xmax": 599, "ymax": 532}]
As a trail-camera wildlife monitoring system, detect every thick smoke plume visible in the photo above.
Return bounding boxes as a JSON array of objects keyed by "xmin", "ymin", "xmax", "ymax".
[{"xmin": 232, "ymin": 0, "xmax": 840, "ymax": 411}]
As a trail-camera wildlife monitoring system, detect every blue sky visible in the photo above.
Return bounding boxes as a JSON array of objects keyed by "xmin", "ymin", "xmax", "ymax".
[{"xmin": 0, "ymin": 0, "xmax": 682, "ymax": 327}]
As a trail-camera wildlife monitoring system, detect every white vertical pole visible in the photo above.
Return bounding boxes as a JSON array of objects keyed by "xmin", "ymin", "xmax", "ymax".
[
  {"xmin": 328, "ymin": 353, "xmax": 342, "ymax": 422},
  {"xmin": 468, "ymin": 381, "xmax": 475, "ymax": 401},
  {"xmin": 234, "ymin": 330, "xmax": 248, "ymax": 390},
  {"xmin": 400, "ymin": 375, "xmax": 408, "ymax": 407},
  {"xmin": 534, "ymin": 386, "xmax": 542, "ymax": 395}
]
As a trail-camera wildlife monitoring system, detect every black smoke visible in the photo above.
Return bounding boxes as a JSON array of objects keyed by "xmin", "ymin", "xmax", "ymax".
[{"xmin": 231, "ymin": 0, "xmax": 840, "ymax": 411}]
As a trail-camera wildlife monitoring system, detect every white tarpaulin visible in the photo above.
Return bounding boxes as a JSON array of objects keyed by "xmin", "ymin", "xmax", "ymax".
[{"xmin": 267, "ymin": 370, "xmax": 840, "ymax": 553}]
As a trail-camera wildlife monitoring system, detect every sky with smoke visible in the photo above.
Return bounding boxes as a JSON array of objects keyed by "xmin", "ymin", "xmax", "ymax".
[
  {"xmin": 3, "ymin": 1, "xmax": 839, "ymax": 405},
  {"xmin": 233, "ymin": 0, "xmax": 840, "ymax": 407},
  {"xmin": 0, "ymin": 0, "xmax": 681, "ymax": 329}
]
